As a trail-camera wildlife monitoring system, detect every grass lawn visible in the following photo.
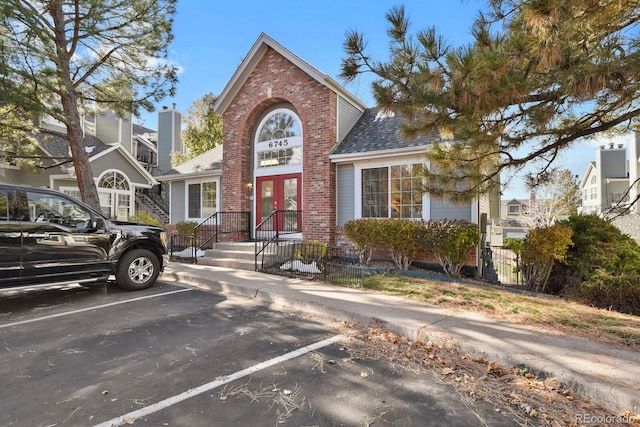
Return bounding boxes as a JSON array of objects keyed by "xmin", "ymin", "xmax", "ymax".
[{"xmin": 362, "ymin": 271, "xmax": 640, "ymax": 348}]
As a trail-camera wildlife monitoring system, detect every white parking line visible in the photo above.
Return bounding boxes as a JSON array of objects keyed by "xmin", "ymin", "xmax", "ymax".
[
  {"xmin": 93, "ymin": 334, "xmax": 343, "ymax": 427},
  {"xmin": 0, "ymin": 289, "xmax": 192, "ymax": 329}
]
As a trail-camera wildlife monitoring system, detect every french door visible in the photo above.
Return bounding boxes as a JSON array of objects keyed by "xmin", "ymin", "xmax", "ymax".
[{"xmin": 256, "ymin": 173, "xmax": 301, "ymax": 232}]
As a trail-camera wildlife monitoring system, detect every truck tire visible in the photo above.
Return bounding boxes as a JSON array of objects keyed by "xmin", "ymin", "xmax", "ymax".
[{"xmin": 115, "ymin": 249, "xmax": 160, "ymax": 291}]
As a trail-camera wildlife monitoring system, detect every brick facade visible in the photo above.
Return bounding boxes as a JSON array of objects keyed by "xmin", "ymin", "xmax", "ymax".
[{"xmin": 221, "ymin": 47, "xmax": 338, "ymax": 244}]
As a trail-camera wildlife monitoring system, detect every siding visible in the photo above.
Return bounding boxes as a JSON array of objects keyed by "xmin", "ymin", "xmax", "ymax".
[
  {"xmin": 1, "ymin": 168, "xmax": 50, "ymax": 187},
  {"xmin": 170, "ymin": 181, "xmax": 185, "ymax": 223},
  {"xmin": 95, "ymin": 111, "xmax": 132, "ymax": 151},
  {"xmin": 336, "ymin": 164, "xmax": 355, "ymax": 226},
  {"xmin": 430, "ymin": 198, "xmax": 472, "ymax": 221},
  {"xmin": 91, "ymin": 151, "xmax": 149, "ymax": 185},
  {"xmin": 157, "ymin": 109, "xmax": 181, "ymax": 174},
  {"xmin": 478, "ymin": 193, "xmax": 490, "ymax": 223},
  {"xmin": 337, "ymin": 96, "xmax": 364, "ymax": 143}
]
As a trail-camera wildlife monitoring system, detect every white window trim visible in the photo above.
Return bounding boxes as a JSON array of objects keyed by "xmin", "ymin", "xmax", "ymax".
[
  {"xmin": 354, "ymin": 158, "xmax": 429, "ymax": 221},
  {"xmin": 254, "ymin": 108, "xmax": 303, "ymax": 177},
  {"xmin": 508, "ymin": 204, "xmax": 521, "ymax": 215},
  {"xmin": 184, "ymin": 177, "xmax": 221, "ymax": 223},
  {"xmin": 97, "ymin": 169, "xmax": 134, "ymax": 219}
]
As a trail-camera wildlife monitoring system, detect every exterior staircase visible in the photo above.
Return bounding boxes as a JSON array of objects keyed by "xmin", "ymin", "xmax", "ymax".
[
  {"xmin": 198, "ymin": 241, "xmax": 257, "ymax": 271},
  {"xmin": 136, "ymin": 187, "xmax": 170, "ymax": 224}
]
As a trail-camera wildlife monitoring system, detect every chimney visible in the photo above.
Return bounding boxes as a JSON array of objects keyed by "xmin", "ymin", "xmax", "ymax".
[
  {"xmin": 618, "ymin": 144, "xmax": 624, "ymax": 148},
  {"xmin": 156, "ymin": 106, "xmax": 182, "ymax": 175},
  {"xmin": 609, "ymin": 142, "xmax": 614, "ymax": 149}
]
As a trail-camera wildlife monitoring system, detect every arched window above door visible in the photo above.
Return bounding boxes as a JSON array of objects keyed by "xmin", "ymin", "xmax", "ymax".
[
  {"xmin": 98, "ymin": 171, "xmax": 130, "ymax": 190},
  {"xmin": 254, "ymin": 109, "xmax": 303, "ymax": 170},
  {"xmin": 256, "ymin": 110, "xmax": 302, "ymax": 142},
  {"xmin": 97, "ymin": 170, "xmax": 131, "ymax": 219}
]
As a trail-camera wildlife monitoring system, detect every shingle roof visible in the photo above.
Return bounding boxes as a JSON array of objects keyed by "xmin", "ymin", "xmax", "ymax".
[
  {"xmin": 37, "ymin": 133, "xmax": 112, "ymax": 159},
  {"xmin": 331, "ymin": 108, "xmax": 440, "ymax": 155},
  {"xmin": 160, "ymin": 144, "xmax": 223, "ymax": 177},
  {"xmin": 133, "ymin": 123, "xmax": 155, "ymax": 136}
]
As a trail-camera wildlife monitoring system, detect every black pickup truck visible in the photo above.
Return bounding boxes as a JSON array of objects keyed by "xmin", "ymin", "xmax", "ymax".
[{"xmin": 0, "ymin": 183, "xmax": 167, "ymax": 291}]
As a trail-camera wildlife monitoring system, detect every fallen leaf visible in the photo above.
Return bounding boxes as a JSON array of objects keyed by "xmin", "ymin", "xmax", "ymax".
[{"xmin": 544, "ymin": 377, "xmax": 559, "ymax": 390}]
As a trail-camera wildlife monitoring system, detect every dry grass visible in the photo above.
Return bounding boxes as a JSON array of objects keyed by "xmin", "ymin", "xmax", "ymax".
[
  {"xmin": 363, "ymin": 271, "xmax": 640, "ymax": 349},
  {"xmin": 339, "ymin": 321, "xmax": 640, "ymax": 427}
]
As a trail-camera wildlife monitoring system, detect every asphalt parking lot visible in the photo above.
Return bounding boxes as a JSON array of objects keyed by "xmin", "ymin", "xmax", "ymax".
[{"xmin": 0, "ymin": 279, "xmax": 516, "ymax": 426}]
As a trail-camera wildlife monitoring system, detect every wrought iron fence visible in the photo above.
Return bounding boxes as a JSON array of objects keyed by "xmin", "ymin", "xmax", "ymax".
[
  {"xmin": 489, "ymin": 246, "xmax": 523, "ymax": 286},
  {"xmin": 256, "ymin": 240, "xmax": 365, "ymax": 287},
  {"xmin": 170, "ymin": 211, "xmax": 251, "ymax": 263},
  {"xmin": 169, "ymin": 232, "xmax": 196, "ymax": 262}
]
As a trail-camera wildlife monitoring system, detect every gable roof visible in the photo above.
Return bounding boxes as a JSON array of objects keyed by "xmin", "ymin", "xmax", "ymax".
[
  {"xmin": 88, "ymin": 144, "xmax": 159, "ymax": 186},
  {"xmin": 157, "ymin": 145, "xmax": 224, "ymax": 181},
  {"xmin": 37, "ymin": 133, "xmax": 112, "ymax": 160},
  {"xmin": 330, "ymin": 108, "xmax": 440, "ymax": 160},
  {"xmin": 214, "ymin": 33, "xmax": 366, "ymax": 115},
  {"xmin": 579, "ymin": 161, "xmax": 597, "ymax": 188},
  {"xmin": 36, "ymin": 133, "xmax": 157, "ymax": 186}
]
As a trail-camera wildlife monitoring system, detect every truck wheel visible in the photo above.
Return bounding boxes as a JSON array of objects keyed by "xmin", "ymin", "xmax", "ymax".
[{"xmin": 115, "ymin": 249, "xmax": 160, "ymax": 291}]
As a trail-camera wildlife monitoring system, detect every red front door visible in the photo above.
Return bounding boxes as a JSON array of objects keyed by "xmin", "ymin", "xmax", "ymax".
[{"xmin": 256, "ymin": 174, "xmax": 301, "ymax": 231}]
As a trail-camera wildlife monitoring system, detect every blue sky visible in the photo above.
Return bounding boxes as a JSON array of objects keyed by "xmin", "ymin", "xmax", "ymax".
[{"xmin": 140, "ymin": 0, "xmax": 600, "ymax": 199}]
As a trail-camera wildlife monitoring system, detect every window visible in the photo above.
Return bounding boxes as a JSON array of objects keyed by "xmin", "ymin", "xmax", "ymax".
[
  {"xmin": 188, "ymin": 181, "xmax": 217, "ymax": 219},
  {"xmin": 98, "ymin": 171, "xmax": 131, "ymax": 218},
  {"xmin": 361, "ymin": 164, "xmax": 422, "ymax": 219},
  {"xmin": 257, "ymin": 111, "xmax": 301, "ymax": 142},
  {"xmin": 257, "ymin": 147, "xmax": 302, "ymax": 167},
  {"xmin": 255, "ymin": 109, "xmax": 303, "ymax": 170},
  {"xmin": 26, "ymin": 191, "xmax": 91, "ymax": 229},
  {"xmin": 508, "ymin": 204, "xmax": 520, "ymax": 215},
  {"xmin": 362, "ymin": 167, "xmax": 388, "ymax": 218}
]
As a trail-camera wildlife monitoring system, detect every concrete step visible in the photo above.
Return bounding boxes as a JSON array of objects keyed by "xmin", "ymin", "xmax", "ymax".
[
  {"xmin": 205, "ymin": 248, "xmax": 256, "ymax": 261},
  {"xmin": 209, "ymin": 241, "xmax": 257, "ymax": 251},
  {"xmin": 197, "ymin": 256, "xmax": 256, "ymax": 271},
  {"xmin": 198, "ymin": 241, "xmax": 258, "ymax": 271}
]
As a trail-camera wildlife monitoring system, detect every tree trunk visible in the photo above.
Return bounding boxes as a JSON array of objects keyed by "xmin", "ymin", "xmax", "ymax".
[
  {"xmin": 50, "ymin": 0, "xmax": 101, "ymax": 212},
  {"xmin": 66, "ymin": 117, "xmax": 101, "ymax": 211}
]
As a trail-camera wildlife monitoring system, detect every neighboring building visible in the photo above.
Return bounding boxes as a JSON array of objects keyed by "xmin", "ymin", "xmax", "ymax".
[
  {"xmin": 578, "ymin": 141, "xmax": 630, "ymax": 215},
  {"xmin": 495, "ymin": 198, "xmax": 531, "ymax": 242},
  {"xmin": 577, "ymin": 134, "xmax": 640, "ymax": 241},
  {"xmin": 0, "ymin": 107, "xmax": 175, "ymax": 222},
  {"xmin": 158, "ymin": 33, "xmax": 500, "ymax": 271}
]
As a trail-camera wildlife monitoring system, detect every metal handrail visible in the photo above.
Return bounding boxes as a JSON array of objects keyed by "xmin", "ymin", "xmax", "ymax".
[
  {"xmin": 137, "ymin": 187, "xmax": 169, "ymax": 214},
  {"xmin": 254, "ymin": 209, "xmax": 302, "ymax": 270},
  {"xmin": 194, "ymin": 211, "xmax": 251, "ymax": 251}
]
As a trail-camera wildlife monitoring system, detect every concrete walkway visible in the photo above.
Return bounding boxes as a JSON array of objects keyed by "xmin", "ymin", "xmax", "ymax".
[{"xmin": 163, "ymin": 263, "xmax": 640, "ymax": 414}]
